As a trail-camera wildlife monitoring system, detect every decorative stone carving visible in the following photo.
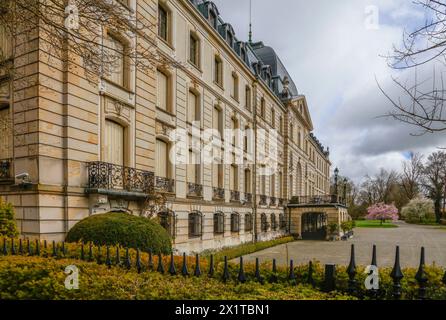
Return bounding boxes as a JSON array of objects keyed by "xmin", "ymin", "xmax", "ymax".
[{"xmin": 104, "ymin": 97, "xmax": 131, "ymax": 123}]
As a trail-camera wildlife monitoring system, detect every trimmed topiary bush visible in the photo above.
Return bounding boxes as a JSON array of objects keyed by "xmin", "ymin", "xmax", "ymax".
[{"xmin": 65, "ymin": 213, "xmax": 172, "ymax": 254}]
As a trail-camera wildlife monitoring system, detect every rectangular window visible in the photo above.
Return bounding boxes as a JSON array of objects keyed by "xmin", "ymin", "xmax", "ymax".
[
  {"xmin": 271, "ymin": 109, "xmax": 276, "ymax": 128},
  {"xmin": 187, "ymin": 91, "xmax": 199, "ymax": 123},
  {"xmin": 104, "ymin": 34, "xmax": 126, "ymax": 87},
  {"xmin": 245, "ymin": 214, "xmax": 253, "ymax": 232},
  {"xmin": 189, "ymin": 33, "xmax": 199, "ymax": 67},
  {"xmin": 0, "ymin": 105, "xmax": 12, "ymax": 160},
  {"xmin": 189, "ymin": 213, "xmax": 202, "ymax": 238},
  {"xmin": 214, "ymin": 213, "xmax": 225, "ymax": 234},
  {"xmin": 230, "ymin": 165, "xmax": 238, "ymax": 191},
  {"xmin": 156, "ymin": 139, "xmax": 168, "ymax": 178},
  {"xmin": 158, "ymin": 5, "xmax": 168, "ymax": 41},
  {"xmin": 214, "ymin": 56, "xmax": 223, "ymax": 87},
  {"xmin": 213, "ymin": 106, "xmax": 223, "ymax": 137},
  {"xmin": 260, "ymin": 98, "xmax": 266, "ymax": 118},
  {"xmin": 209, "ymin": 11, "xmax": 217, "ymax": 29},
  {"xmin": 270, "ymin": 175, "xmax": 275, "ymax": 197},
  {"xmin": 245, "ymin": 86, "xmax": 251, "ymax": 111},
  {"xmin": 187, "ymin": 149, "xmax": 200, "ymax": 184},
  {"xmin": 244, "ymin": 169, "xmax": 251, "ymax": 193},
  {"xmin": 157, "ymin": 70, "xmax": 169, "ymax": 111},
  {"xmin": 231, "ymin": 73, "xmax": 238, "ymax": 100},
  {"xmin": 0, "ymin": 25, "xmax": 12, "ymax": 59}
]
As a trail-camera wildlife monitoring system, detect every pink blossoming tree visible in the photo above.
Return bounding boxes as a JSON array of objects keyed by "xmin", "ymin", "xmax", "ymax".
[{"xmin": 366, "ymin": 203, "xmax": 399, "ymax": 225}]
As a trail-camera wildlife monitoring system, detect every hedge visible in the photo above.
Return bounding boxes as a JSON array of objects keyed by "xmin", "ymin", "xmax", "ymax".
[
  {"xmin": 65, "ymin": 213, "xmax": 172, "ymax": 254},
  {"xmin": 0, "ymin": 256, "xmax": 356, "ymax": 300}
]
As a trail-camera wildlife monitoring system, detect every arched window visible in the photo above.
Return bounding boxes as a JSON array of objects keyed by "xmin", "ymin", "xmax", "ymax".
[
  {"xmin": 104, "ymin": 119, "xmax": 125, "ymax": 166},
  {"xmin": 231, "ymin": 212, "xmax": 240, "ymax": 233},
  {"xmin": 214, "ymin": 211, "xmax": 225, "ymax": 234},
  {"xmin": 279, "ymin": 213, "xmax": 287, "ymax": 230},
  {"xmin": 244, "ymin": 213, "xmax": 253, "ymax": 232},
  {"xmin": 271, "ymin": 214, "xmax": 277, "ymax": 231},
  {"xmin": 188, "ymin": 211, "xmax": 203, "ymax": 238},
  {"xmin": 261, "ymin": 213, "xmax": 268, "ymax": 232},
  {"xmin": 158, "ymin": 210, "xmax": 176, "ymax": 238}
]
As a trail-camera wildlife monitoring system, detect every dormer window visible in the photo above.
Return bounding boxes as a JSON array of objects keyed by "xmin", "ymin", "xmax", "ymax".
[
  {"xmin": 227, "ymin": 31, "xmax": 233, "ymax": 47},
  {"xmin": 209, "ymin": 11, "xmax": 217, "ymax": 29},
  {"xmin": 240, "ymin": 48, "xmax": 246, "ymax": 63}
]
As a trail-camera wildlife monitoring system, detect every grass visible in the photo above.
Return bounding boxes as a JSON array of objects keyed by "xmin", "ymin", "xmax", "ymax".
[
  {"xmin": 201, "ymin": 236, "xmax": 295, "ymax": 262},
  {"xmin": 354, "ymin": 220, "xmax": 398, "ymax": 228}
]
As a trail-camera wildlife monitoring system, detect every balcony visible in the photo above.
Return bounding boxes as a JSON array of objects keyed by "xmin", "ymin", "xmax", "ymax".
[
  {"xmin": 187, "ymin": 182, "xmax": 203, "ymax": 198},
  {"xmin": 87, "ymin": 161, "xmax": 154, "ymax": 197},
  {"xmin": 213, "ymin": 187, "xmax": 225, "ymax": 201},
  {"xmin": 259, "ymin": 195, "xmax": 268, "ymax": 206},
  {"xmin": 278, "ymin": 198, "xmax": 285, "ymax": 207},
  {"xmin": 290, "ymin": 195, "xmax": 346, "ymax": 206},
  {"xmin": 155, "ymin": 176, "xmax": 175, "ymax": 194},
  {"xmin": 245, "ymin": 193, "xmax": 252, "ymax": 204},
  {"xmin": 230, "ymin": 190, "xmax": 240, "ymax": 202},
  {"xmin": 270, "ymin": 196, "xmax": 277, "ymax": 207},
  {"xmin": 0, "ymin": 159, "xmax": 13, "ymax": 183}
]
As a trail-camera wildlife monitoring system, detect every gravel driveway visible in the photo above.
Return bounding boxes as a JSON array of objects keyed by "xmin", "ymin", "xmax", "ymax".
[{"xmin": 237, "ymin": 222, "xmax": 446, "ymax": 268}]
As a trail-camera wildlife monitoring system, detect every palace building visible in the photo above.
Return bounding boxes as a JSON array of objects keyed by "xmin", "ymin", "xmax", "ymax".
[{"xmin": 0, "ymin": 0, "xmax": 349, "ymax": 253}]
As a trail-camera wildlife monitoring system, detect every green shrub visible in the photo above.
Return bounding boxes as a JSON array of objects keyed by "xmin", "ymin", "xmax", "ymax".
[
  {"xmin": 0, "ymin": 256, "xmax": 356, "ymax": 300},
  {"xmin": 0, "ymin": 197, "xmax": 18, "ymax": 238},
  {"xmin": 65, "ymin": 213, "xmax": 172, "ymax": 254}
]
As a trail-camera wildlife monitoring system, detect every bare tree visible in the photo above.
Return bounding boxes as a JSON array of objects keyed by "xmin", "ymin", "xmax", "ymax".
[
  {"xmin": 400, "ymin": 152, "xmax": 424, "ymax": 200},
  {"xmin": 0, "ymin": 0, "xmax": 180, "ymax": 83},
  {"xmin": 382, "ymin": 0, "xmax": 446, "ymax": 134},
  {"xmin": 422, "ymin": 151, "xmax": 446, "ymax": 222}
]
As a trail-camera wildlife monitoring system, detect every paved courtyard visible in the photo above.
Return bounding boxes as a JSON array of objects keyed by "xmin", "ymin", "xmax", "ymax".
[{"xmin": 238, "ymin": 222, "xmax": 446, "ymax": 268}]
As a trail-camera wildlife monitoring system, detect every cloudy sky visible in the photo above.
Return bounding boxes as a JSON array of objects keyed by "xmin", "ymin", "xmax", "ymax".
[{"xmin": 213, "ymin": 0, "xmax": 446, "ymax": 183}]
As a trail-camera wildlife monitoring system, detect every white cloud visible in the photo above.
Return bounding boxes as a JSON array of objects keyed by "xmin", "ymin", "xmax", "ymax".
[{"xmin": 213, "ymin": 0, "xmax": 445, "ymax": 183}]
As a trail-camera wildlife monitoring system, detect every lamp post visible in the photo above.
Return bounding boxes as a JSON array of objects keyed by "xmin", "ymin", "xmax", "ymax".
[
  {"xmin": 334, "ymin": 167, "xmax": 339, "ymax": 196},
  {"xmin": 343, "ymin": 178, "xmax": 348, "ymax": 205}
]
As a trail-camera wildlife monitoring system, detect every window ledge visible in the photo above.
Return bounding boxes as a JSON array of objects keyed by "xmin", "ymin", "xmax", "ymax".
[
  {"xmin": 188, "ymin": 61, "xmax": 203, "ymax": 73},
  {"xmin": 158, "ymin": 36, "xmax": 175, "ymax": 51},
  {"xmin": 214, "ymin": 81, "xmax": 224, "ymax": 90}
]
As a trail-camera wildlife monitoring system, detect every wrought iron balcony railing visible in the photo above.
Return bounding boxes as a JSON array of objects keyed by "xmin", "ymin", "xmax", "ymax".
[
  {"xmin": 87, "ymin": 161, "xmax": 154, "ymax": 194},
  {"xmin": 0, "ymin": 159, "xmax": 12, "ymax": 181},
  {"xmin": 187, "ymin": 183, "xmax": 203, "ymax": 198},
  {"xmin": 245, "ymin": 193, "xmax": 252, "ymax": 204},
  {"xmin": 278, "ymin": 198, "xmax": 285, "ymax": 207},
  {"xmin": 213, "ymin": 187, "xmax": 225, "ymax": 201},
  {"xmin": 230, "ymin": 190, "xmax": 240, "ymax": 202},
  {"xmin": 270, "ymin": 197, "xmax": 277, "ymax": 207},
  {"xmin": 291, "ymin": 195, "xmax": 346, "ymax": 206},
  {"xmin": 259, "ymin": 195, "xmax": 268, "ymax": 206},
  {"xmin": 155, "ymin": 176, "xmax": 175, "ymax": 194}
]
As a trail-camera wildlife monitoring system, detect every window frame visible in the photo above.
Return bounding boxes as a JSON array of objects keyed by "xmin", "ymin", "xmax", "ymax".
[
  {"xmin": 158, "ymin": 4, "xmax": 170, "ymax": 44},
  {"xmin": 244, "ymin": 213, "xmax": 253, "ymax": 232},
  {"xmin": 158, "ymin": 210, "xmax": 176, "ymax": 238},
  {"xmin": 214, "ymin": 212, "xmax": 225, "ymax": 235},
  {"xmin": 188, "ymin": 211, "xmax": 203, "ymax": 238},
  {"xmin": 230, "ymin": 213, "xmax": 240, "ymax": 233},
  {"xmin": 189, "ymin": 32, "xmax": 200, "ymax": 68},
  {"xmin": 214, "ymin": 55, "xmax": 223, "ymax": 88}
]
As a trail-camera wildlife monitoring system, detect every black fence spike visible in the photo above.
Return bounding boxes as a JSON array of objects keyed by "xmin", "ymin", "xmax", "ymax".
[
  {"xmin": 96, "ymin": 245, "xmax": 102, "ymax": 264},
  {"xmin": 415, "ymin": 247, "xmax": 428, "ymax": 300},
  {"xmin": 390, "ymin": 246, "xmax": 404, "ymax": 300},
  {"xmin": 255, "ymin": 258, "xmax": 262, "ymax": 283},
  {"xmin": 269, "ymin": 259, "xmax": 278, "ymax": 283},
  {"xmin": 222, "ymin": 256, "xmax": 230, "ymax": 283},
  {"xmin": 27, "ymin": 239, "xmax": 31, "ymax": 256},
  {"xmin": 181, "ymin": 253, "xmax": 189, "ymax": 276},
  {"xmin": 125, "ymin": 248, "xmax": 131, "ymax": 270},
  {"xmin": 289, "ymin": 260, "xmax": 296, "ymax": 281},
  {"xmin": 19, "ymin": 239, "xmax": 23, "ymax": 255},
  {"xmin": 88, "ymin": 243, "xmax": 93, "ymax": 262},
  {"xmin": 169, "ymin": 252, "xmax": 177, "ymax": 276},
  {"xmin": 194, "ymin": 254, "xmax": 202, "ymax": 277},
  {"xmin": 1, "ymin": 238, "xmax": 6, "ymax": 255},
  {"xmin": 80, "ymin": 243, "xmax": 85, "ymax": 260},
  {"xmin": 148, "ymin": 249, "xmax": 154, "ymax": 271},
  {"xmin": 157, "ymin": 253, "xmax": 165, "ymax": 274},
  {"xmin": 324, "ymin": 264, "xmax": 336, "ymax": 292},
  {"xmin": 136, "ymin": 249, "xmax": 142, "ymax": 274},
  {"xmin": 442, "ymin": 270, "xmax": 446, "ymax": 286},
  {"xmin": 35, "ymin": 240, "xmax": 40, "ymax": 256},
  {"xmin": 308, "ymin": 261, "xmax": 315, "ymax": 287},
  {"xmin": 11, "ymin": 238, "xmax": 16, "ymax": 255},
  {"xmin": 115, "ymin": 247, "xmax": 121, "ymax": 266},
  {"xmin": 347, "ymin": 244, "xmax": 357, "ymax": 295},
  {"xmin": 43, "ymin": 240, "xmax": 47, "ymax": 257},
  {"xmin": 105, "ymin": 246, "xmax": 112, "ymax": 268},
  {"xmin": 208, "ymin": 255, "xmax": 215, "ymax": 278},
  {"xmin": 371, "ymin": 244, "xmax": 377, "ymax": 267},
  {"xmin": 61, "ymin": 242, "xmax": 66, "ymax": 257},
  {"xmin": 52, "ymin": 241, "xmax": 57, "ymax": 258},
  {"xmin": 237, "ymin": 257, "xmax": 246, "ymax": 283}
]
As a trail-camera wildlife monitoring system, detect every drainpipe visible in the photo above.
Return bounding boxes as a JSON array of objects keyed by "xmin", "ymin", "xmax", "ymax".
[{"xmin": 252, "ymin": 79, "xmax": 258, "ymax": 243}]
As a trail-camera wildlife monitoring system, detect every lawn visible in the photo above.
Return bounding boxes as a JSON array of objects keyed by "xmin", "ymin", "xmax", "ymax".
[{"xmin": 354, "ymin": 220, "xmax": 398, "ymax": 228}]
